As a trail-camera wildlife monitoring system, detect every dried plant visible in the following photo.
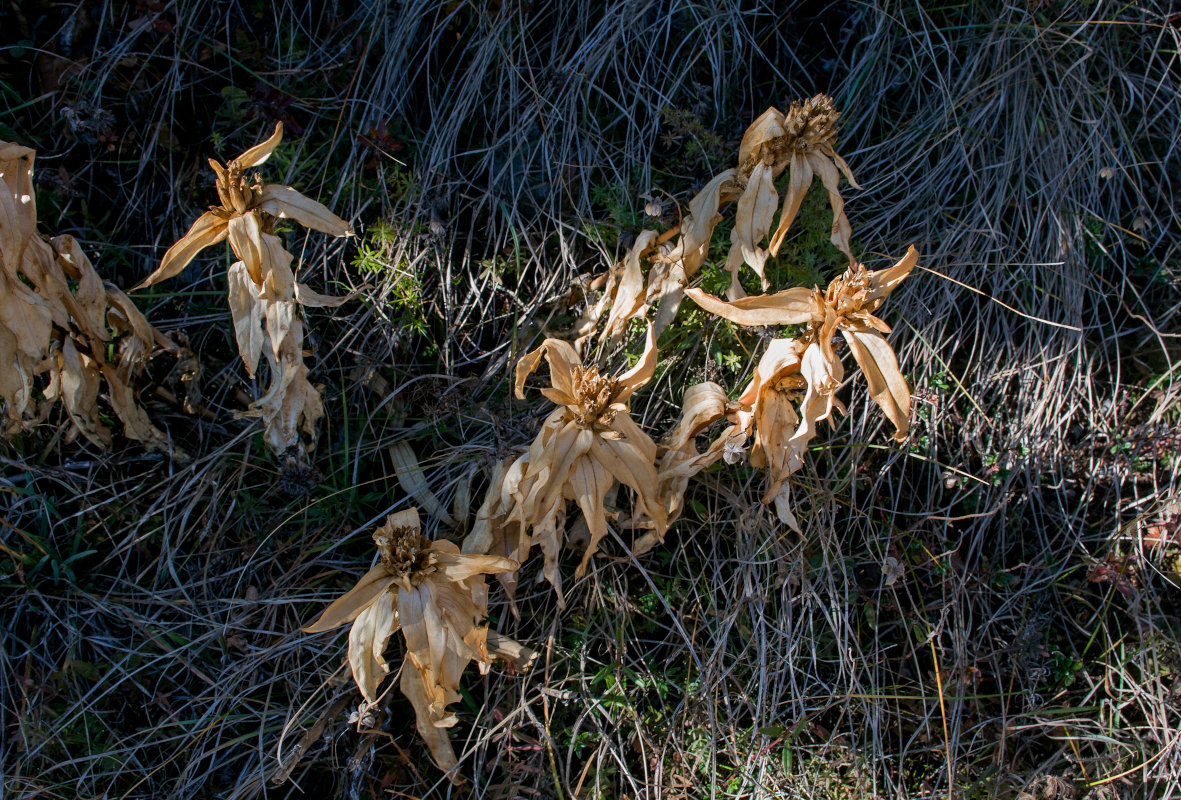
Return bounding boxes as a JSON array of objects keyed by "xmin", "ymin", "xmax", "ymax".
[
  {"xmin": 302, "ymin": 508, "xmax": 517, "ymax": 779},
  {"xmin": 462, "ymin": 455, "xmax": 533, "ymax": 609},
  {"xmin": 487, "ymin": 326, "xmax": 668, "ymax": 605},
  {"xmin": 136, "ymin": 122, "xmax": 353, "ymax": 456},
  {"xmin": 685, "ymin": 246, "xmax": 919, "ymax": 522},
  {"xmin": 0, "ymin": 142, "xmax": 177, "ymax": 453}
]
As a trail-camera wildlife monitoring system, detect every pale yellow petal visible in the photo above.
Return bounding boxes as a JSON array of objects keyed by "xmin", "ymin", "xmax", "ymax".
[
  {"xmin": 522, "ymin": 425, "xmax": 593, "ymax": 528},
  {"xmin": 600, "ymin": 229, "xmax": 657, "ymax": 348},
  {"xmin": 432, "ymin": 552, "xmax": 518, "ymax": 581},
  {"xmin": 50, "ymin": 235, "xmax": 107, "ymax": 340},
  {"xmin": 728, "ymin": 162, "xmax": 779, "ymax": 290},
  {"xmin": 58, "ymin": 337, "xmax": 109, "ymax": 447},
  {"xmin": 569, "ymin": 457, "xmax": 615, "ymax": 579},
  {"xmin": 736, "ymin": 337, "xmax": 806, "ymax": 407},
  {"xmin": 784, "ymin": 341, "xmax": 845, "ymax": 488},
  {"xmin": 294, "ymin": 283, "xmax": 355, "ymax": 308},
  {"xmin": 660, "ymin": 382, "xmax": 727, "ymax": 451},
  {"xmin": 514, "ymin": 337, "xmax": 581, "ymax": 401},
  {"xmin": 738, "ymin": 107, "xmax": 787, "ymax": 169},
  {"xmin": 821, "ymin": 143, "xmax": 862, "ymax": 190}
]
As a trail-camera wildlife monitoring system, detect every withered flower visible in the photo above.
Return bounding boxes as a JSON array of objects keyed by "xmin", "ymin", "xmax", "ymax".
[
  {"xmin": 511, "ymin": 326, "xmax": 668, "ymax": 603},
  {"xmin": 764, "ymin": 94, "xmax": 860, "ymax": 263},
  {"xmin": 135, "ymin": 123, "xmax": 354, "ymax": 455},
  {"xmin": 614, "ymin": 95, "xmax": 860, "ymax": 337},
  {"xmin": 686, "ymin": 247, "xmax": 919, "ymax": 520},
  {"xmin": 631, "ymin": 381, "xmax": 746, "ymax": 555},
  {"xmin": 136, "ymin": 123, "xmax": 351, "ymax": 290},
  {"xmin": 303, "ymin": 508, "xmax": 516, "ymax": 778}
]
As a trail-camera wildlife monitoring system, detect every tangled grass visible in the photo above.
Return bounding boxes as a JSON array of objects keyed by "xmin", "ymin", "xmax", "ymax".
[{"xmin": 2, "ymin": 1, "xmax": 1179, "ymax": 798}]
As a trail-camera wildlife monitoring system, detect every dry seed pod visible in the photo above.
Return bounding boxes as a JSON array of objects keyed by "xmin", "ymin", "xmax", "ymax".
[{"xmin": 302, "ymin": 508, "xmax": 517, "ymax": 781}]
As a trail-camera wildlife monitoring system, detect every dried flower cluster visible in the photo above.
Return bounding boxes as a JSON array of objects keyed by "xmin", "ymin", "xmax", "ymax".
[
  {"xmin": 0, "ymin": 142, "xmax": 176, "ymax": 452},
  {"xmin": 303, "ymin": 509, "xmax": 521, "ymax": 779},
  {"xmin": 136, "ymin": 123, "xmax": 353, "ymax": 456},
  {"xmin": 454, "ymin": 94, "xmax": 919, "ymax": 625}
]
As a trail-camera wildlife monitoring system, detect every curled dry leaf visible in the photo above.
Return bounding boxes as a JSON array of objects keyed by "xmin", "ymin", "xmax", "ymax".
[
  {"xmin": 588, "ymin": 95, "xmax": 860, "ymax": 341},
  {"xmin": 0, "ymin": 140, "xmax": 177, "ymax": 455},
  {"xmin": 632, "ymin": 381, "xmax": 746, "ymax": 556},
  {"xmin": 136, "ymin": 122, "xmax": 355, "ymax": 456},
  {"xmin": 461, "ymin": 455, "xmax": 532, "ymax": 613},
  {"xmin": 302, "ymin": 508, "xmax": 516, "ymax": 781},
  {"xmin": 765, "ymin": 94, "xmax": 861, "ymax": 264}
]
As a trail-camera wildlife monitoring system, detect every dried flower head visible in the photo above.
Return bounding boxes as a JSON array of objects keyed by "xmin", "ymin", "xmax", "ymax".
[
  {"xmin": 782, "ymin": 94, "xmax": 841, "ymax": 153},
  {"xmin": 626, "ymin": 96, "xmax": 862, "ymax": 339},
  {"xmin": 504, "ymin": 326, "xmax": 668, "ymax": 604},
  {"xmin": 0, "ymin": 141, "xmax": 176, "ymax": 453},
  {"xmin": 686, "ymin": 246, "xmax": 919, "ymax": 521},
  {"xmin": 303, "ymin": 508, "xmax": 516, "ymax": 779}
]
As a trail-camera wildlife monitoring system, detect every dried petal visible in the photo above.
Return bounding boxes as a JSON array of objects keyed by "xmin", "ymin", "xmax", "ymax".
[
  {"xmin": 600, "ymin": 229, "xmax": 658, "ymax": 347},
  {"xmin": 258, "ymin": 184, "xmax": 353, "ymax": 237},
  {"xmin": 136, "ymin": 211, "xmax": 229, "ymax": 289},
  {"xmin": 613, "ymin": 323, "xmax": 658, "ymax": 401},
  {"xmin": 768, "ymin": 151, "xmax": 814, "ymax": 256},
  {"xmin": 685, "ymin": 285, "xmax": 815, "ymax": 328},
  {"xmin": 842, "ymin": 328, "xmax": 910, "ymax": 440},
  {"xmin": 236, "ymin": 121, "xmax": 284, "ymax": 168},
  {"xmin": 227, "ymin": 261, "xmax": 264, "ymax": 377},
  {"xmin": 347, "ymin": 595, "xmax": 399, "ymax": 705},
  {"xmin": 389, "ymin": 442, "xmax": 457, "ymax": 526},
  {"xmin": 809, "ymin": 152, "xmax": 853, "ymax": 264},
  {"xmin": 726, "ymin": 162, "xmax": 779, "ymax": 294},
  {"xmin": 302, "ymin": 564, "xmax": 398, "ymax": 633},
  {"xmin": 865, "ymin": 245, "xmax": 919, "ymax": 305},
  {"xmin": 58, "ymin": 337, "xmax": 109, "ymax": 447},
  {"xmin": 227, "ymin": 213, "xmax": 265, "ymax": 286},
  {"xmin": 514, "ymin": 337, "xmax": 581, "ymax": 402}
]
